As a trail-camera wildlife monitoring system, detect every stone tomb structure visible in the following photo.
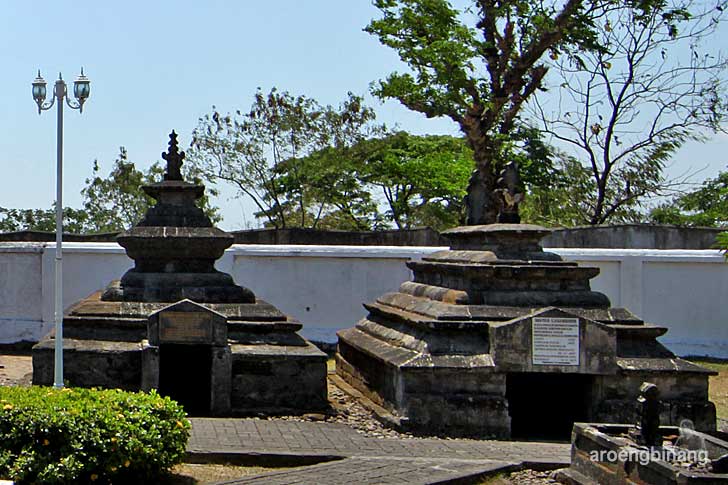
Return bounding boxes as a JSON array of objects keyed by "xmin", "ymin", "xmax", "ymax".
[
  {"xmin": 33, "ymin": 132, "xmax": 327, "ymax": 415},
  {"xmin": 336, "ymin": 224, "xmax": 716, "ymax": 439}
]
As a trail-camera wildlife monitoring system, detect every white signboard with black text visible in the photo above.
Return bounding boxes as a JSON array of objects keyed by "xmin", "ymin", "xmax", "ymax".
[{"xmin": 532, "ymin": 317, "xmax": 580, "ymax": 365}]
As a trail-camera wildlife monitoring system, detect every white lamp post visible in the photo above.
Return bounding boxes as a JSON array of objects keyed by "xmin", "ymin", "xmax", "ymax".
[{"xmin": 32, "ymin": 69, "xmax": 90, "ymax": 389}]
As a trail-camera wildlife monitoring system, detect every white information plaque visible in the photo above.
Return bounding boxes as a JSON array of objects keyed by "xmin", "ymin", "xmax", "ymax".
[{"xmin": 532, "ymin": 317, "xmax": 580, "ymax": 365}]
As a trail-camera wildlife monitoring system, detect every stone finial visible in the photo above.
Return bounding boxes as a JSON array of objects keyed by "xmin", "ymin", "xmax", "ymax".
[
  {"xmin": 162, "ymin": 130, "xmax": 185, "ymax": 181},
  {"xmin": 636, "ymin": 382, "xmax": 661, "ymax": 447},
  {"xmin": 496, "ymin": 161, "xmax": 524, "ymax": 224}
]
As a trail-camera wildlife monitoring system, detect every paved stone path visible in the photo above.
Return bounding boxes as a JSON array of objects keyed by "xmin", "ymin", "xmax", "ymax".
[
  {"xmin": 1, "ymin": 354, "xmax": 570, "ymax": 483},
  {"xmin": 216, "ymin": 457, "xmax": 512, "ymax": 485},
  {"xmin": 188, "ymin": 418, "xmax": 570, "ymax": 484}
]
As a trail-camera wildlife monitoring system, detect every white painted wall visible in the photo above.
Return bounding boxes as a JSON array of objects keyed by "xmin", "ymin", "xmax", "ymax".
[
  {"xmin": 555, "ymin": 249, "xmax": 728, "ymax": 358},
  {"xmin": 1, "ymin": 242, "xmax": 727, "ymax": 358},
  {"xmin": 0, "ymin": 243, "xmax": 46, "ymax": 343},
  {"xmin": 230, "ymin": 246, "xmax": 439, "ymax": 343}
]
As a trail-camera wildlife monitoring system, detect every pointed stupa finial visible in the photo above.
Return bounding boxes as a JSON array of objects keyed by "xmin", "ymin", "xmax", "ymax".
[{"xmin": 162, "ymin": 130, "xmax": 185, "ymax": 181}]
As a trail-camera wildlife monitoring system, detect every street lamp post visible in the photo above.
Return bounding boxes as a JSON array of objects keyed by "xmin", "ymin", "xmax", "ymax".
[{"xmin": 32, "ymin": 69, "xmax": 90, "ymax": 389}]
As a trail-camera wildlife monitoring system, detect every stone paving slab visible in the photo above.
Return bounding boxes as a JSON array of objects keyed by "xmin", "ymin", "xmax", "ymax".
[
  {"xmin": 188, "ymin": 418, "xmax": 570, "ymax": 465},
  {"xmin": 216, "ymin": 457, "xmax": 516, "ymax": 485}
]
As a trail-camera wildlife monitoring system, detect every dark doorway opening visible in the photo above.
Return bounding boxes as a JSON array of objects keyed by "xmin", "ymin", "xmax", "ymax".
[
  {"xmin": 506, "ymin": 372, "xmax": 592, "ymax": 441},
  {"xmin": 159, "ymin": 344, "xmax": 212, "ymax": 416}
]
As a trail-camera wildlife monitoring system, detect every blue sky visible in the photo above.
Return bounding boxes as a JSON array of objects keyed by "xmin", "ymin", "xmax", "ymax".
[{"xmin": 1, "ymin": 1, "xmax": 726, "ymax": 230}]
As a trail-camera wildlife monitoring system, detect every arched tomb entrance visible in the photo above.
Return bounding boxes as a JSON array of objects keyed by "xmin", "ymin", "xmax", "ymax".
[
  {"xmin": 142, "ymin": 300, "xmax": 231, "ymax": 416},
  {"xmin": 506, "ymin": 372, "xmax": 593, "ymax": 440}
]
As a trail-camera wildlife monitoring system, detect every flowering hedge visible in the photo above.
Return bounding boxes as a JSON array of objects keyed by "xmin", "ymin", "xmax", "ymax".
[{"xmin": 0, "ymin": 386, "xmax": 189, "ymax": 484}]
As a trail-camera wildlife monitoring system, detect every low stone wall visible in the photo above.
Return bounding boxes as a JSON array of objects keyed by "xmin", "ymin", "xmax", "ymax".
[
  {"xmin": 542, "ymin": 224, "xmax": 724, "ymax": 249},
  {"xmin": 1, "ymin": 224, "xmax": 723, "ymax": 249},
  {"xmin": 0, "ymin": 242, "xmax": 727, "ymax": 357},
  {"xmin": 229, "ymin": 227, "xmax": 444, "ymax": 246}
]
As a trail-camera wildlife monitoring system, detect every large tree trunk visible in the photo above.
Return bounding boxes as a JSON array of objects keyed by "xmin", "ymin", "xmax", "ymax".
[{"xmin": 462, "ymin": 118, "xmax": 499, "ymax": 225}]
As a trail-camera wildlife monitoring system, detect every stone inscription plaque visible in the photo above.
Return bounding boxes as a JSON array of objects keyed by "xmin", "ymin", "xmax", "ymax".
[
  {"xmin": 159, "ymin": 311, "xmax": 213, "ymax": 344},
  {"xmin": 532, "ymin": 317, "xmax": 580, "ymax": 366}
]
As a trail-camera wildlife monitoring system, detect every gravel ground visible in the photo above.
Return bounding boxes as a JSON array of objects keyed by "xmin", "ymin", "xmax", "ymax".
[
  {"xmin": 0, "ymin": 353, "xmax": 32, "ymax": 387},
  {"xmin": 268, "ymin": 378, "xmax": 418, "ymax": 439},
  {"xmin": 501, "ymin": 469, "xmax": 564, "ymax": 484}
]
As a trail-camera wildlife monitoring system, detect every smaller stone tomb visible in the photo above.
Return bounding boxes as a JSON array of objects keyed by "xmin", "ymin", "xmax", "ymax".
[{"xmin": 143, "ymin": 300, "xmax": 231, "ymax": 416}]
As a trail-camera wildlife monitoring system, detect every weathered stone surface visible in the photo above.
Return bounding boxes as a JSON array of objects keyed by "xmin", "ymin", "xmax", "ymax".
[
  {"xmin": 33, "ymin": 289, "xmax": 329, "ymax": 414},
  {"xmin": 101, "ymin": 135, "xmax": 254, "ymax": 304},
  {"xmin": 230, "ymin": 343, "xmax": 328, "ymax": 413},
  {"xmin": 147, "ymin": 299, "xmax": 228, "ymax": 347},
  {"xmin": 489, "ymin": 308, "xmax": 617, "ymax": 374},
  {"xmin": 558, "ymin": 423, "xmax": 728, "ymax": 484},
  {"xmin": 336, "ymin": 223, "xmax": 716, "ymax": 438},
  {"xmin": 441, "ymin": 224, "xmax": 555, "ymax": 257},
  {"xmin": 32, "ymin": 132, "xmax": 328, "ymax": 417},
  {"xmin": 33, "ymin": 337, "xmax": 142, "ymax": 390}
]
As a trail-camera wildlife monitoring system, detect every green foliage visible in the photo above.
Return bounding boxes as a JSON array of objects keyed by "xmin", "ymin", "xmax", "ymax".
[
  {"xmin": 650, "ymin": 171, "xmax": 728, "ymax": 227},
  {"xmin": 80, "ymin": 147, "xmax": 155, "ymax": 233},
  {"xmin": 0, "ymin": 386, "xmax": 189, "ymax": 484},
  {"xmin": 189, "ymin": 88, "xmax": 384, "ymax": 229},
  {"xmin": 355, "ymin": 132, "xmax": 473, "ymax": 230},
  {"xmin": 715, "ymin": 231, "xmax": 728, "ymax": 256},
  {"xmin": 521, "ymin": 155, "xmax": 594, "ymax": 227},
  {"xmin": 0, "ymin": 147, "xmax": 221, "ymax": 235},
  {"xmin": 268, "ymin": 132, "xmax": 476, "ymax": 230},
  {"xmin": 271, "ymin": 147, "xmax": 380, "ymax": 230},
  {"xmin": 0, "ymin": 206, "xmax": 90, "ymax": 234},
  {"xmin": 367, "ymin": 0, "xmax": 697, "ymax": 224},
  {"xmin": 82, "ymin": 147, "xmax": 220, "ymax": 232}
]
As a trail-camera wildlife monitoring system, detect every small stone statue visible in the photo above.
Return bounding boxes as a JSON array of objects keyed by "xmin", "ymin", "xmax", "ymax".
[
  {"xmin": 464, "ymin": 169, "xmax": 490, "ymax": 225},
  {"xmin": 162, "ymin": 130, "xmax": 185, "ymax": 181},
  {"xmin": 636, "ymin": 382, "xmax": 661, "ymax": 447},
  {"xmin": 495, "ymin": 161, "xmax": 524, "ymax": 223}
]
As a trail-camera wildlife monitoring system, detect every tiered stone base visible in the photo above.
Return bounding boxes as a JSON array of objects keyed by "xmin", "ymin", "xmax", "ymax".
[
  {"xmin": 33, "ymin": 291, "xmax": 327, "ymax": 415},
  {"xmin": 336, "ymin": 225, "xmax": 716, "ymax": 438},
  {"xmin": 337, "ymin": 328, "xmax": 510, "ymax": 438}
]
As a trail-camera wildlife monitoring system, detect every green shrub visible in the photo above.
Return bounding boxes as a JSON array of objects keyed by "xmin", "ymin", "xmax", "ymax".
[{"xmin": 0, "ymin": 386, "xmax": 190, "ymax": 484}]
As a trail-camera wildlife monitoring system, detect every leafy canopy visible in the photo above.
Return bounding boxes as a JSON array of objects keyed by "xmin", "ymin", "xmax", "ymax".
[
  {"xmin": 0, "ymin": 147, "xmax": 220, "ymax": 234},
  {"xmin": 188, "ymin": 88, "xmax": 384, "ymax": 229},
  {"xmin": 650, "ymin": 171, "xmax": 728, "ymax": 227},
  {"xmin": 367, "ymin": 0, "xmax": 693, "ymax": 224}
]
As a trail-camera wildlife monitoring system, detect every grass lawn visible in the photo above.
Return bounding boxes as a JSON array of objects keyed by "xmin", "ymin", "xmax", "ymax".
[{"xmin": 689, "ymin": 358, "xmax": 728, "ymax": 419}]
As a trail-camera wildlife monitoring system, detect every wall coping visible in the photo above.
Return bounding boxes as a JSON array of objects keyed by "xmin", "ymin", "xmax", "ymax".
[
  {"xmin": 21, "ymin": 242, "xmax": 728, "ymax": 262},
  {"xmin": 41, "ymin": 242, "xmax": 127, "ymax": 254},
  {"xmin": 228, "ymin": 244, "xmax": 449, "ymax": 259},
  {"xmin": 0, "ymin": 242, "xmax": 46, "ymax": 254},
  {"xmin": 551, "ymin": 248, "xmax": 726, "ymax": 263}
]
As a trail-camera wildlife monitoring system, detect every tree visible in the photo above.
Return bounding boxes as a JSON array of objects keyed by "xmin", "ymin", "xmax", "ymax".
[
  {"xmin": 80, "ymin": 148, "xmax": 155, "ymax": 233},
  {"xmin": 356, "ymin": 132, "xmax": 474, "ymax": 230},
  {"xmin": 188, "ymin": 88, "xmax": 384, "ymax": 229},
  {"xmin": 270, "ymin": 147, "xmax": 381, "ymax": 230},
  {"xmin": 367, "ymin": 0, "xmax": 700, "ymax": 225},
  {"xmin": 81, "ymin": 147, "xmax": 220, "ymax": 233},
  {"xmin": 650, "ymin": 170, "xmax": 728, "ymax": 227},
  {"xmin": 269, "ymin": 132, "xmax": 483, "ymax": 231},
  {"xmin": 269, "ymin": 128, "xmax": 564, "ymax": 230},
  {"xmin": 535, "ymin": 0, "xmax": 727, "ymax": 225},
  {"xmin": 0, "ymin": 206, "xmax": 90, "ymax": 233},
  {"xmin": 0, "ymin": 148, "xmax": 220, "ymax": 235}
]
